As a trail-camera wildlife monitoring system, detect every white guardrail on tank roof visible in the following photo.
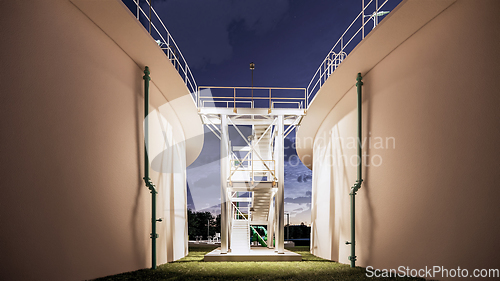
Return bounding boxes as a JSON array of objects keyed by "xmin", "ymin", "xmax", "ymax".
[
  {"xmin": 123, "ymin": 0, "xmax": 399, "ymax": 111},
  {"xmin": 123, "ymin": 0, "xmax": 198, "ymax": 103},
  {"xmin": 306, "ymin": 0, "xmax": 398, "ymax": 109}
]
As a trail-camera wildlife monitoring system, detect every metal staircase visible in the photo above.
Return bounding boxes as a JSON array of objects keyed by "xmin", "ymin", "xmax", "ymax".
[
  {"xmin": 198, "ymin": 86, "xmax": 306, "ymax": 254},
  {"xmin": 230, "ymin": 219, "xmax": 250, "ymax": 253},
  {"xmin": 252, "ymin": 124, "xmax": 272, "ymax": 181}
]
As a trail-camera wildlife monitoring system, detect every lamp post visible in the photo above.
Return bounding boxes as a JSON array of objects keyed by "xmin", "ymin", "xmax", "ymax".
[
  {"xmin": 250, "ymin": 62, "xmax": 255, "ymax": 107},
  {"xmin": 364, "ymin": 11, "xmax": 390, "ymax": 29}
]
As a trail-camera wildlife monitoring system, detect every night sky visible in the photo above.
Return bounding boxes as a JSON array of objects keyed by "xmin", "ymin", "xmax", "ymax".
[{"xmin": 123, "ymin": 0, "xmax": 401, "ymax": 224}]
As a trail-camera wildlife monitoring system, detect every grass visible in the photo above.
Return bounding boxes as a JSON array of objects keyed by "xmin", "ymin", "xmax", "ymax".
[{"xmin": 94, "ymin": 246, "xmax": 426, "ymax": 280}]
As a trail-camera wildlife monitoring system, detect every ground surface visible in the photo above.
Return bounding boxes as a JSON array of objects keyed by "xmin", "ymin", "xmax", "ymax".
[{"xmin": 94, "ymin": 246, "xmax": 426, "ymax": 280}]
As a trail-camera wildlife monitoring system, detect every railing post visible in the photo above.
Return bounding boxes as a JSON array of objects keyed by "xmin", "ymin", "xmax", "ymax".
[
  {"xmin": 233, "ymin": 88, "xmax": 236, "ymax": 113},
  {"xmin": 362, "ymin": 0, "xmax": 365, "ymax": 39},
  {"xmin": 197, "ymin": 86, "xmax": 200, "ymax": 109},
  {"xmin": 268, "ymin": 89, "xmax": 271, "ymax": 113},
  {"xmin": 306, "ymin": 89, "xmax": 308, "ymax": 110},
  {"xmin": 148, "ymin": 0, "xmax": 151, "ymax": 35}
]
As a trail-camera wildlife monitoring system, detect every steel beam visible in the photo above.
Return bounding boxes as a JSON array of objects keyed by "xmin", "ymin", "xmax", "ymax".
[
  {"xmin": 268, "ymin": 198, "xmax": 275, "ymax": 249},
  {"xmin": 199, "ymin": 107, "xmax": 305, "ymax": 116}
]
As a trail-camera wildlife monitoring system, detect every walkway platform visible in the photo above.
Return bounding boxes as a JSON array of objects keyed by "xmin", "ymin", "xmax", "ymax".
[{"xmin": 204, "ymin": 247, "xmax": 302, "ymax": 262}]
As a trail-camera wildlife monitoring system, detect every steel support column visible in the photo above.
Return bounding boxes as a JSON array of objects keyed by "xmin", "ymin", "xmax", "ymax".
[
  {"xmin": 268, "ymin": 197, "xmax": 275, "ymax": 248},
  {"xmin": 220, "ymin": 114, "xmax": 229, "ymax": 254},
  {"xmin": 276, "ymin": 115, "xmax": 285, "ymax": 253}
]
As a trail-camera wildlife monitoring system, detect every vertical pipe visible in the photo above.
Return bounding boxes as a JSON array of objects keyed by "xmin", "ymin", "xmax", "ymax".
[
  {"xmin": 151, "ymin": 189, "xmax": 157, "ymax": 269},
  {"xmin": 144, "ymin": 68, "xmax": 150, "ymax": 186},
  {"xmin": 356, "ymin": 73, "xmax": 363, "ymax": 185},
  {"xmin": 349, "ymin": 189, "xmax": 356, "ymax": 267},
  {"xmin": 143, "ymin": 66, "xmax": 158, "ymax": 270},
  {"xmin": 348, "ymin": 73, "xmax": 363, "ymax": 267}
]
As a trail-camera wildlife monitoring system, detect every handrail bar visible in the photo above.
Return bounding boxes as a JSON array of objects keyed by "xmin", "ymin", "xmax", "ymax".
[
  {"xmin": 306, "ymin": 0, "xmax": 394, "ymax": 108},
  {"xmin": 127, "ymin": 0, "xmax": 198, "ymax": 103}
]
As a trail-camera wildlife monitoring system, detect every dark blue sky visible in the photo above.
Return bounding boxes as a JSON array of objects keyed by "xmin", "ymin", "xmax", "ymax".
[
  {"xmin": 122, "ymin": 0, "xmax": 401, "ymax": 88},
  {"xmin": 123, "ymin": 0, "xmax": 400, "ymax": 224},
  {"xmin": 152, "ymin": 0, "xmax": 360, "ymax": 87}
]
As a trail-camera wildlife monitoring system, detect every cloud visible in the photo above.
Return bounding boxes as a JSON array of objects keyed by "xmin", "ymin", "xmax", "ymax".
[
  {"xmin": 153, "ymin": 0, "xmax": 290, "ymax": 69},
  {"xmin": 284, "ymin": 191, "xmax": 312, "ymax": 224},
  {"xmin": 285, "ymin": 196, "xmax": 311, "ymax": 204},
  {"xmin": 284, "ymin": 202, "xmax": 311, "ymax": 225}
]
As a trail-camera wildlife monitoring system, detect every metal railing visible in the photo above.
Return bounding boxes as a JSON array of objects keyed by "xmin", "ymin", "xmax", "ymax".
[
  {"xmin": 198, "ymin": 86, "xmax": 306, "ymax": 112},
  {"xmin": 232, "ymin": 201, "xmax": 251, "ymax": 221},
  {"xmin": 229, "ymin": 159, "xmax": 276, "ymax": 183},
  {"xmin": 123, "ymin": 0, "xmax": 198, "ymax": 102},
  {"xmin": 306, "ymin": 0, "xmax": 399, "ymax": 108}
]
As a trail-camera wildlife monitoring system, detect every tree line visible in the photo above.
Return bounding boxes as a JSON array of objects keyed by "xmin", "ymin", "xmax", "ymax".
[
  {"xmin": 187, "ymin": 209, "xmax": 220, "ymax": 240},
  {"xmin": 187, "ymin": 209, "xmax": 310, "ymax": 241}
]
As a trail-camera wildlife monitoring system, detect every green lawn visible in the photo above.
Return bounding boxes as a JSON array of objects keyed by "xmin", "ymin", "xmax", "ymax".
[{"xmin": 94, "ymin": 246, "xmax": 425, "ymax": 280}]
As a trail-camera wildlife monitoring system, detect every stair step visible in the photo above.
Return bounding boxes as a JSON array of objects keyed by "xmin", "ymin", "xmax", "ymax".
[{"xmin": 231, "ymin": 218, "xmax": 250, "ymax": 252}]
